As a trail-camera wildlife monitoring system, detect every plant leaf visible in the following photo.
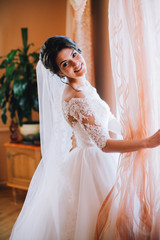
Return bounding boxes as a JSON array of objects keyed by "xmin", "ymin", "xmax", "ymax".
[
  {"xmin": 21, "ymin": 28, "xmax": 28, "ymax": 49},
  {"xmin": 0, "ymin": 59, "xmax": 8, "ymax": 68},
  {"xmin": 0, "ymin": 74, "xmax": 5, "ymax": 84},
  {"xmin": 6, "ymin": 50, "xmax": 18, "ymax": 62},
  {"xmin": 0, "ymin": 84, "xmax": 6, "ymax": 105},
  {"xmin": 6, "ymin": 64, "xmax": 15, "ymax": 77},
  {"xmin": 1, "ymin": 107, "xmax": 7, "ymax": 124},
  {"xmin": 0, "ymin": 28, "xmax": 40, "ymax": 124},
  {"xmin": 13, "ymin": 81, "xmax": 27, "ymax": 97},
  {"xmin": 29, "ymin": 52, "xmax": 39, "ymax": 63},
  {"xmin": 1, "ymin": 113, "xmax": 7, "ymax": 124}
]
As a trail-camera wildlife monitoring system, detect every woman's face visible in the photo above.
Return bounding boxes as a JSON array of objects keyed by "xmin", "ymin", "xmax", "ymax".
[{"xmin": 56, "ymin": 48, "xmax": 87, "ymax": 79}]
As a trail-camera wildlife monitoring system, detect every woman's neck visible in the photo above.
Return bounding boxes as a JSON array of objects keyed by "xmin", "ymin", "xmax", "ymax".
[{"xmin": 68, "ymin": 76, "xmax": 87, "ymax": 88}]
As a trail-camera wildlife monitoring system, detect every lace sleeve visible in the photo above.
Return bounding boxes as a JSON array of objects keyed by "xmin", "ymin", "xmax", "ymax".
[{"xmin": 64, "ymin": 98, "xmax": 110, "ymax": 149}]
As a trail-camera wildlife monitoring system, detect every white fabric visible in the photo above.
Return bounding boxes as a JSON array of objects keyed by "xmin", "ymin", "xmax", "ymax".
[
  {"xmin": 66, "ymin": 0, "xmax": 95, "ymax": 85},
  {"xmin": 62, "ymin": 81, "xmax": 122, "ymax": 149},
  {"xmin": 10, "ymin": 61, "xmax": 122, "ymax": 240},
  {"xmin": 36, "ymin": 60, "xmax": 72, "ymax": 158}
]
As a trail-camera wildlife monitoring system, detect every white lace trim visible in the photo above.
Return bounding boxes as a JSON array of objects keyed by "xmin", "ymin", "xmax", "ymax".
[{"xmin": 62, "ymin": 97, "xmax": 108, "ymax": 149}]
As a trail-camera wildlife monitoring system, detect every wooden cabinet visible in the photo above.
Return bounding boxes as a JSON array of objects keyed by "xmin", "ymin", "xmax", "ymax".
[{"xmin": 5, "ymin": 143, "xmax": 41, "ymax": 192}]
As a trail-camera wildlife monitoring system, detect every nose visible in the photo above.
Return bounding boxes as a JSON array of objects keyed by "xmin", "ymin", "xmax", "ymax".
[{"xmin": 71, "ymin": 59, "xmax": 79, "ymax": 67}]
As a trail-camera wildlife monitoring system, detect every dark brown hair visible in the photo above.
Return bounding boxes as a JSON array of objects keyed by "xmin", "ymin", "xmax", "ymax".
[{"xmin": 40, "ymin": 36, "xmax": 81, "ymax": 75}]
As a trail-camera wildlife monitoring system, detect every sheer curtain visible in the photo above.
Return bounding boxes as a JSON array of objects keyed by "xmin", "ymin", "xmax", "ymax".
[
  {"xmin": 66, "ymin": 0, "xmax": 95, "ymax": 85},
  {"xmin": 96, "ymin": 1, "xmax": 160, "ymax": 239}
]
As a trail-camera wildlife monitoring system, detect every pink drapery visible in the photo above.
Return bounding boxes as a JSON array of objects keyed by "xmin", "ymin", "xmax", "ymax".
[
  {"xmin": 95, "ymin": 1, "xmax": 160, "ymax": 239},
  {"xmin": 66, "ymin": 0, "xmax": 95, "ymax": 85}
]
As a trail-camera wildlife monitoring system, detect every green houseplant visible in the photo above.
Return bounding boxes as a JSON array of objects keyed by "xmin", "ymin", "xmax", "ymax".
[{"xmin": 0, "ymin": 28, "xmax": 40, "ymax": 143}]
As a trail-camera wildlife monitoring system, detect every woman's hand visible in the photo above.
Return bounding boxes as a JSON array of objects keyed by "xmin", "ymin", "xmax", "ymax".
[{"xmin": 146, "ymin": 129, "xmax": 160, "ymax": 148}]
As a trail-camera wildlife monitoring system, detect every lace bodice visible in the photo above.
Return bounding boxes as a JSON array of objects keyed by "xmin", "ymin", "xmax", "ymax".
[{"xmin": 62, "ymin": 82, "xmax": 121, "ymax": 150}]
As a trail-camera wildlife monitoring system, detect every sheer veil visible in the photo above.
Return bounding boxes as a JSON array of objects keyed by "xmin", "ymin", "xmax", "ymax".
[
  {"xmin": 36, "ymin": 61, "xmax": 73, "ymax": 215},
  {"xmin": 36, "ymin": 60, "xmax": 73, "ymax": 236},
  {"xmin": 36, "ymin": 60, "xmax": 72, "ymax": 160},
  {"xmin": 10, "ymin": 61, "xmax": 73, "ymax": 239}
]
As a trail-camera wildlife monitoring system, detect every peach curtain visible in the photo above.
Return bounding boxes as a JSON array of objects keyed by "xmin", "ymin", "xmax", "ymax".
[
  {"xmin": 96, "ymin": 0, "xmax": 160, "ymax": 239},
  {"xmin": 66, "ymin": 0, "xmax": 95, "ymax": 85}
]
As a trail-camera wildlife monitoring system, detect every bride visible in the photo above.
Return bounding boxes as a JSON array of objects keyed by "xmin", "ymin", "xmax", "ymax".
[{"xmin": 10, "ymin": 36, "xmax": 160, "ymax": 240}]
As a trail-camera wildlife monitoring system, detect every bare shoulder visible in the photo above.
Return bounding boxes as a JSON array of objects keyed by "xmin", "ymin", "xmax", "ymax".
[{"xmin": 62, "ymin": 86, "xmax": 85, "ymax": 102}]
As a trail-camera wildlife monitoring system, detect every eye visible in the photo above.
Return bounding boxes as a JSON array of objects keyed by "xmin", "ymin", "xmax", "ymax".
[
  {"xmin": 72, "ymin": 51, "xmax": 77, "ymax": 58},
  {"xmin": 63, "ymin": 62, "xmax": 68, "ymax": 68}
]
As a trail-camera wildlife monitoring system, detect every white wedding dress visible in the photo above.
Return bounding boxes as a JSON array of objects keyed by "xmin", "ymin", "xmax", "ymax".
[{"xmin": 10, "ymin": 75, "xmax": 122, "ymax": 240}]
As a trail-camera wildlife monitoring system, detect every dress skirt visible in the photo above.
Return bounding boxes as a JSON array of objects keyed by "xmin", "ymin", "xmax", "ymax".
[{"xmin": 10, "ymin": 146, "xmax": 119, "ymax": 240}]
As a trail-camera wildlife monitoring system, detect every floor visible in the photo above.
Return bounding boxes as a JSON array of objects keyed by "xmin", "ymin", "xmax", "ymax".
[{"xmin": 0, "ymin": 187, "xmax": 26, "ymax": 240}]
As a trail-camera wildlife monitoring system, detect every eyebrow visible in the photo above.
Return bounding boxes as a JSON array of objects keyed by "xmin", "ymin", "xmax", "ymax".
[{"xmin": 60, "ymin": 49, "xmax": 74, "ymax": 66}]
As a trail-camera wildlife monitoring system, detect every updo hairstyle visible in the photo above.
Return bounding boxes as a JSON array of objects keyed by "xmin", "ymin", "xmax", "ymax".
[{"xmin": 40, "ymin": 36, "xmax": 81, "ymax": 75}]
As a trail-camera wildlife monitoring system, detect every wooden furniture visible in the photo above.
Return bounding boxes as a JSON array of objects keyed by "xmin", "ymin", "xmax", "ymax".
[{"xmin": 4, "ymin": 143, "xmax": 41, "ymax": 201}]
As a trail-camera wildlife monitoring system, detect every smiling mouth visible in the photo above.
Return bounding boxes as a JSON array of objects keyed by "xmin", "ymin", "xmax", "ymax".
[{"xmin": 74, "ymin": 64, "xmax": 82, "ymax": 72}]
